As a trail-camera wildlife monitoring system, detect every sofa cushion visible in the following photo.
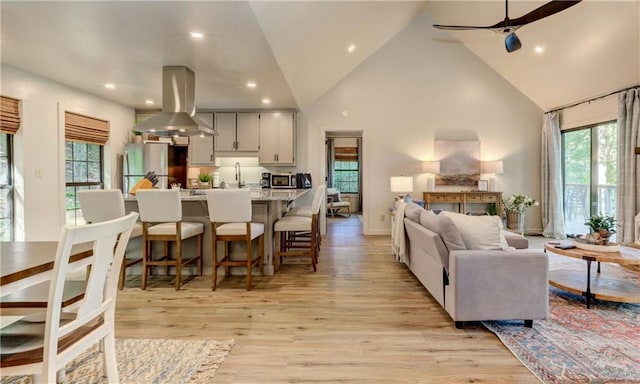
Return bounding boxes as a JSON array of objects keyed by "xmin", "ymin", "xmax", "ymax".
[
  {"xmin": 404, "ymin": 203, "xmax": 424, "ymax": 223},
  {"xmin": 419, "ymin": 210, "xmax": 467, "ymax": 252},
  {"xmin": 502, "ymin": 230, "xmax": 529, "ymax": 249},
  {"xmin": 441, "ymin": 211, "xmax": 510, "ymax": 251}
]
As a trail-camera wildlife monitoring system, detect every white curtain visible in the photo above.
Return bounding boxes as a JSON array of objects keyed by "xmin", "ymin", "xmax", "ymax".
[
  {"xmin": 541, "ymin": 111, "xmax": 566, "ymax": 238},
  {"xmin": 617, "ymin": 88, "xmax": 640, "ymax": 242}
]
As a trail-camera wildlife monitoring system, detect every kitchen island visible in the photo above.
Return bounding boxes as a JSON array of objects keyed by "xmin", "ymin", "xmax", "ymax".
[{"xmin": 124, "ymin": 188, "xmax": 310, "ymax": 278}]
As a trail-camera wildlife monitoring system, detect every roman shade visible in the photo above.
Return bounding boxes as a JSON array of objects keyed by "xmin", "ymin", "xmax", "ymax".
[
  {"xmin": 65, "ymin": 112, "xmax": 109, "ymax": 145},
  {"xmin": 334, "ymin": 147, "xmax": 357, "ymax": 160},
  {"xmin": 0, "ymin": 96, "xmax": 21, "ymax": 135}
]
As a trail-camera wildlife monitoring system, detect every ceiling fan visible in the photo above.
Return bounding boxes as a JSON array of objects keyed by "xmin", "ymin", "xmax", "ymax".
[{"xmin": 433, "ymin": 0, "xmax": 582, "ymax": 53}]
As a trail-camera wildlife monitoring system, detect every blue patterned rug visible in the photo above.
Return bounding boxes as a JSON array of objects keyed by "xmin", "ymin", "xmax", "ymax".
[{"xmin": 483, "ymin": 287, "xmax": 640, "ymax": 384}]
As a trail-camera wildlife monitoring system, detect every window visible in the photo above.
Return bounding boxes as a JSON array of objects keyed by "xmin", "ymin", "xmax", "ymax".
[
  {"xmin": 333, "ymin": 160, "xmax": 359, "ymax": 194},
  {"xmin": 562, "ymin": 121, "xmax": 617, "ymax": 236},
  {"xmin": 65, "ymin": 141, "xmax": 103, "ymax": 225},
  {"xmin": 0, "ymin": 133, "xmax": 13, "ymax": 240}
]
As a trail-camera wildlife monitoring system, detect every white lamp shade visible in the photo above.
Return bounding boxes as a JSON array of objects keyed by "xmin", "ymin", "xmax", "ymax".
[
  {"xmin": 390, "ymin": 176, "xmax": 413, "ymax": 193},
  {"xmin": 482, "ymin": 160, "xmax": 504, "ymax": 174},
  {"xmin": 421, "ymin": 161, "xmax": 440, "ymax": 174}
]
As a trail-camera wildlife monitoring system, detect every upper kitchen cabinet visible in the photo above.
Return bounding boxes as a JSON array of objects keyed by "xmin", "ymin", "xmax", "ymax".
[
  {"xmin": 188, "ymin": 113, "xmax": 215, "ymax": 165},
  {"xmin": 259, "ymin": 112, "xmax": 295, "ymax": 166},
  {"xmin": 214, "ymin": 112, "xmax": 259, "ymax": 153}
]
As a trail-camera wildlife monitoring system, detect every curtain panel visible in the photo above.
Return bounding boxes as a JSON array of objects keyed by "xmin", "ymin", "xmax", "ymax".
[
  {"xmin": 541, "ymin": 111, "xmax": 566, "ymax": 238},
  {"xmin": 617, "ymin": 88, "xmax": 640, "ymax": 242},
  {"xmin": 0, "ymin": 96, "xmax": 21, "ymax": 135}
]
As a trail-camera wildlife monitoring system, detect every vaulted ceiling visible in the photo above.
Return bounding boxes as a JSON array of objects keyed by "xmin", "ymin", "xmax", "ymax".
[{"xmin": 1, "ymin": 1, "xmax": 638, "ymax": 112}]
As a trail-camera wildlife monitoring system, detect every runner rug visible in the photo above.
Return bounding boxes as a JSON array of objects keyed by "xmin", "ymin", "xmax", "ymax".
[
  {"xmin": 483, "ymin": 285, "xmax": 639, "ymax": 384},
  {"xmin": 1, "ymin": 338, "xmax": 234, "ymax": 384}
]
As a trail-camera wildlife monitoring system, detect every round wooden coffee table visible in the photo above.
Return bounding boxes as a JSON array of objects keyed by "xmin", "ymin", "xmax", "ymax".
[{"xmin": 544, "ymin": 242, "xmax": 640, "ymax": 308}]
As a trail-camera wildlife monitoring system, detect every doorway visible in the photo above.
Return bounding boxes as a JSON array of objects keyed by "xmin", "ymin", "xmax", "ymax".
[{"xmin": 325, "ymin": 132, "xmax": 362, "ymax": 227}]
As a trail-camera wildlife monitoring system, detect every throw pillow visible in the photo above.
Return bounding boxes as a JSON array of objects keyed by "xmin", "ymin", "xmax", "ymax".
[
  {"xmin": 441, "ymin": 211, "xmax": 510, "ymax": 250},
  {"xmin": 419, "ymin": 210, "xmax": 467, "ymax": 251},
  {"xmin": 404, "ymin": 203, "xmax": 424, "ymax": 223},
  {"xmin": 327, "ymin": 193, "xmax": 340, "ymax": 203}
]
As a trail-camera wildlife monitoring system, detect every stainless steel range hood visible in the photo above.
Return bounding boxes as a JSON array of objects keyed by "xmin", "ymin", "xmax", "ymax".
[{"xmin": 134, "ymin": 66, "xmax": 215, "ymax": 136}]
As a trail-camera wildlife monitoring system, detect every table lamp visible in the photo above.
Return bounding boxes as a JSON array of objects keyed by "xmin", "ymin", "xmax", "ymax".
[
  {"xmin": 422, "ymin": 161, "xmax": 440, "ymax": 192},
  {"xmin": 390, "ymin": 176, "xmax": 413, "ymax": 201},
  {"xmin": 482, "ymin": 160, "xmax": 503, "ymax": 192}
]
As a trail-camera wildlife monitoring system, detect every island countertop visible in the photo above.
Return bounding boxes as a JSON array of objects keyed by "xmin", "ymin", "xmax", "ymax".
[
  {"xmin": 123, "ymin": 187, "xmax": 312, "ymax": 277},
  {"xmin": 124, "ymin": 188, "xmax": 310, "ymax": 202}
]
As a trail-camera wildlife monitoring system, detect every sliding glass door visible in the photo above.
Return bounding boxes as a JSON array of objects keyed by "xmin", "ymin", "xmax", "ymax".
[{"xmin": 562, "ymin": 121, "xmax": 617, "ymax": 236}]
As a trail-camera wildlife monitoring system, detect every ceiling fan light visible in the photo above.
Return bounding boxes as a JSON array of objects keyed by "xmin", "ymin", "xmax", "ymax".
[{"xmin": 505, "ymin": 32, "xmax": 522, "ymax": 53}]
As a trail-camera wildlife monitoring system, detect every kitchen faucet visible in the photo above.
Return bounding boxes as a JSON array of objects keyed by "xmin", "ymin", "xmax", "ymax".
[{"xmin": 235, "ymin": 162, "xmax": 244, "ymax": 188}]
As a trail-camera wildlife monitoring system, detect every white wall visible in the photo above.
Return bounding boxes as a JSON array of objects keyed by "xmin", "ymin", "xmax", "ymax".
[
  {"xmin": 1, "ymin": 64, "xmax": 134, "ymax": 240},
  {"xmin": 300, "ymin": 12, "xmax": 544, "ymax": 235}
]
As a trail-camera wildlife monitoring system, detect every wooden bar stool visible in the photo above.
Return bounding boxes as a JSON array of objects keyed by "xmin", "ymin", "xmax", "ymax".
[
  {"xmin": 285, "ymin": 184, "xmax": 325, "ymax": 254},
  {"xmin": 273, "ymin": 187, "xmax": 322, "ymax": 272},
  {"xmin": 78, "ymin": 189, "xmax": 143, "ymax": 289},
  {"xmin": 136, "ymin": 190, "xmax": 204, "ymax": 290},
  {"xmin": 205, "ymin": 189, "xmax": 264, "ymax": 291}
]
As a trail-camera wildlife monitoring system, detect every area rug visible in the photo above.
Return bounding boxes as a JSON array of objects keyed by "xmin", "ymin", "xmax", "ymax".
[
  {"xmin": 484, "ymin": 286, "xmax": 639, "ymax": 384},
  {"xmin": 1, "ymin": 338, "xmax": 234, "ymax": 384}
]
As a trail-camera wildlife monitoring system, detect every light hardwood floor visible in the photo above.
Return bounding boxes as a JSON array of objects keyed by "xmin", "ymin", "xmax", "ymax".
[{"xmin": 115, "ymin": 215, "xmax": 538, "ymax": 383}]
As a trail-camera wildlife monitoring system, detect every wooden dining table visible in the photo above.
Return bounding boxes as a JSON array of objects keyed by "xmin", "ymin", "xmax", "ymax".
[{"xmin": 0, "ymin": 241, "xmax": 93, "ymax": 297}]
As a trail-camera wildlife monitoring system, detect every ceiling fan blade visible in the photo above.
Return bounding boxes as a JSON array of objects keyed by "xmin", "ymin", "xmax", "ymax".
[
  {"xmin": 433, "ymin": 24, "xmax": 496, "ymax": 31},
  {"xmin": 509, "ymin": 0, "xmax": 582, "ymax": 27}
]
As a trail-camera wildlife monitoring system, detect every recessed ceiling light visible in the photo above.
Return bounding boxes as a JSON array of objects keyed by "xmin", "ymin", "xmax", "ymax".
[
  {"xmin": 199, "ymin": 134, "xmax": 205, "ymax": 138},
  {"xmin": 190, "ymin": 31, "xmax": 204, "ymax": 39},
  {"xmin": 104, "ymin": 83, "xmax": 116, "ymax": 89},
  {"xmin": 246, "ymin": 82, "xmax": 257, "ymax": 89},
  {"xmin": 145, "ymin": 99, "xmax": 154, "ymax": 105},
  {"xmin": 150, "ymin": 129, "xmax": 156, "ymax": 133},
  {"xmin": 534, "ymin": 45, "xmax": 545, "ymax": 54},
  {"xmin": 179, "ymin": 128, "xmax": 186, "ymax": 133},
  {"xmin": 347, "ymin": 44, "xmax": 356, "ymax": 53},
  {"xmin": 262, "ymin": 98, "xmax": 271, "ymax": 105}
]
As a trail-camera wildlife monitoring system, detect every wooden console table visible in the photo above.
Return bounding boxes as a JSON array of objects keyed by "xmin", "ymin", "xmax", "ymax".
[{"xmin": 423, "ymin": 191, "xmax": 502, "ymax": 217}]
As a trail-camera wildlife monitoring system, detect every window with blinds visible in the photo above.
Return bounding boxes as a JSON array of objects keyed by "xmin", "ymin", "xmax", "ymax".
[
  {"xmin": 65, "ymin": 112, "xmax": 107, "ymax": 224},
  {"xmin": 0, "ymin": 96, "xmax": 19, "ymax": 240}
]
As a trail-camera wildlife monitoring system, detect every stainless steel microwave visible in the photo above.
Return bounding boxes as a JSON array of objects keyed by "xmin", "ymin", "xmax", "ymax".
[{"xmin": 271, "ymin": 174, "xmax": 296, "ymax": 189}]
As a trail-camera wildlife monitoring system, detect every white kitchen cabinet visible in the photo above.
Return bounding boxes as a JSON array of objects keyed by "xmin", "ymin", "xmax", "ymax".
[
  {"xmin": 214, "ymin": 112, "xmax": 259, "ymax": 152},
  {"xmin": 214, "ymin": 112, "xmax": 236, "ymax": 151},
  {"xmin": 259, "ymin": 112, "xmax": 295, "ymax": 166},
  {"xmin": 236, "ymin": 113, "xmax": 259, "ymax": 151},
  {"xmin": 189, "ymin": 113, "xmax": 215, "ymax": 165},
  {"xmin": 188, "ymin": 135, "xmax": 214, "ymax": 165}
]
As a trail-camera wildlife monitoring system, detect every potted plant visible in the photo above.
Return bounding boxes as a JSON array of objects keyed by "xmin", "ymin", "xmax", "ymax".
[
  {"xmin": 502, "ymin": 194, "xmax": 539, "ymax": 233},
  {"xmin": 132, "ymin": 130, "xmax": 143, "ymax": 144},
  {"xmin": 584, "ymin": 214, "xmax": 618, "ymax": 245},
  {"xmin": 198, "ymin": 172, "xmax": 212, "ymax": 188}
]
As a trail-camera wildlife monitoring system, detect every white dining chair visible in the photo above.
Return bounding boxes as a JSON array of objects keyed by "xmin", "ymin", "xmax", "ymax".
[
  {"xmin": 206, "ymin": 189, "xmax": 264, "ymax": 291},
  {"xmin": 136, "ymin": 189, "xmax": 204, "ymax": 290},
  {"xmin": 78, "ymin": 189, "xmax": 143, "ymax": 289},
  {"xmin": 0, "ymin": 212, "xmax": 139, "ymax": 383}
]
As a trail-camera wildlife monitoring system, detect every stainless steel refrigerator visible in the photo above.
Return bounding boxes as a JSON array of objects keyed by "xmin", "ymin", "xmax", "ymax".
[{"xmin": 122, "ymin": 142, "xmax": 169, "ymax": 193}]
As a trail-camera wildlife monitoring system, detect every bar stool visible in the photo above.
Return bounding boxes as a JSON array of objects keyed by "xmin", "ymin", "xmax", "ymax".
[
  {"xmin": 78, "ymin": 189, "xmax": 143, "ymax": 289},
  {"xmin": 206, "ymin": 189, "xmax": 264, "ymax": 291},
  {"xmin": 285, "ymin": 184, "xmax": 325, "ymax": 253},
  {"xmin": 136, "ymin": 189, "xmax": 204, "ymax": 290},
  {"xmin": 273, "ymin": 187, "xmax": 322, "ymax": 272}
]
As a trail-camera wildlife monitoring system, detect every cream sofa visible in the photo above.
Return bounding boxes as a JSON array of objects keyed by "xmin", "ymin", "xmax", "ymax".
[{"xmin": 402, "ymin": 203, "xmax": 548, "ymax": 329}]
